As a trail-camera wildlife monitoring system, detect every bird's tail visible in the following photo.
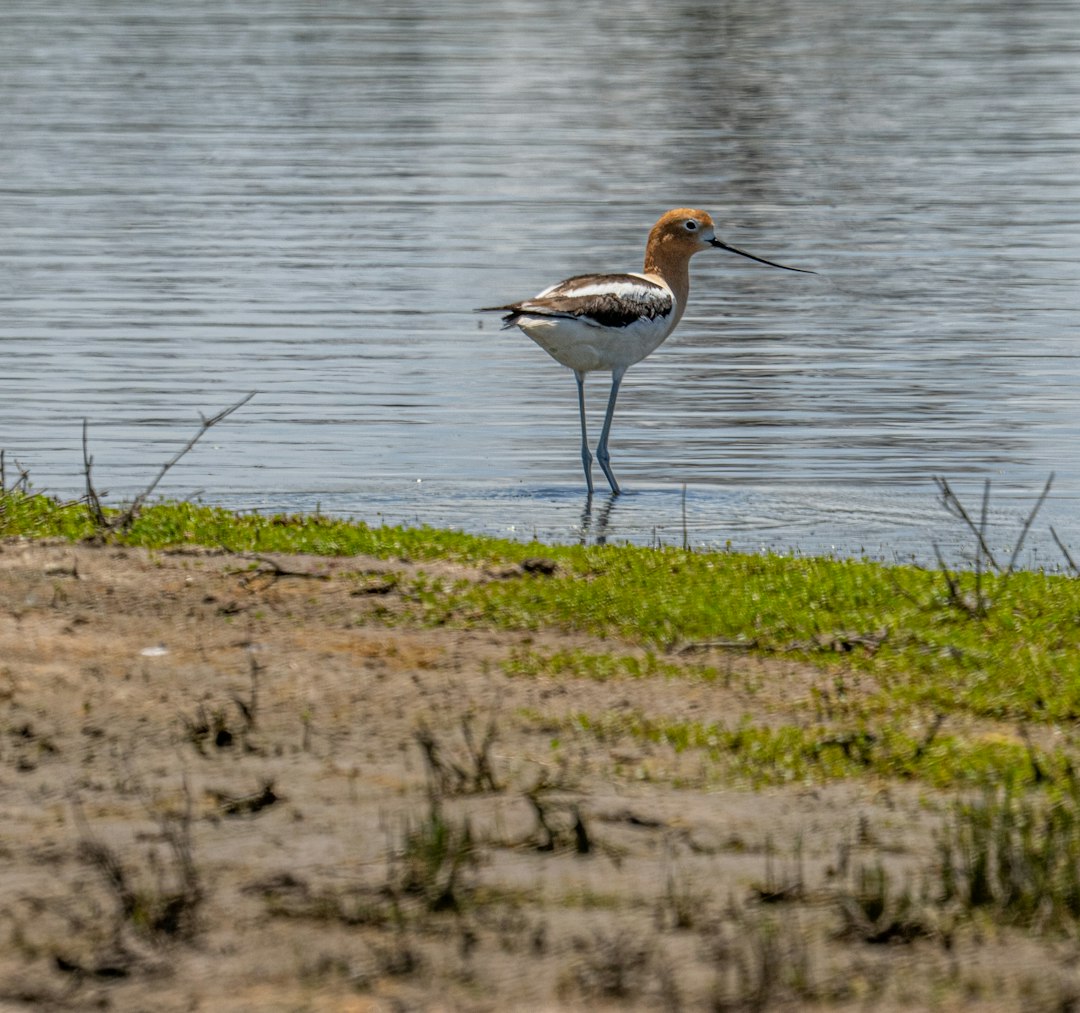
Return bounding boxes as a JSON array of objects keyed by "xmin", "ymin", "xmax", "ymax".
[{"xmin": 476, "ymin": 304, "xmax": 521, "ymax": 329}]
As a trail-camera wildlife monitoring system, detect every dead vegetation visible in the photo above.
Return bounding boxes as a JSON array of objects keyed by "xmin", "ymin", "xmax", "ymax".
[
  {"xmin": 81, "ymin": 392, "xmax": 256, "ymax": 536},
  {"xmin": 73, "ymin": 784, "xmax": 204, "ymax": 947}
]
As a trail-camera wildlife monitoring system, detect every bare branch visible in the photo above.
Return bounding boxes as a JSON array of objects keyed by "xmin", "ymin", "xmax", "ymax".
[
  {"xmin": 232, "ymin": 552, "xmax": 332, "ymax": 588},
  {"xmin": 911, "ymin": 712, "xmax": 946, "ymax": 763},
  {"xmin": 1050, "ymin": 525, "xmax": 1080, "ymax": 575},
  {"xmin": 0, "ymin": 449, "xmax": 25, "ymax": 496},
  {"xmin": 82, "ymin": 418, "xmax": 109, "ymax": 528},
  {"xmin": 110, "ymin": 392, "xmax": 256, "ymax": 531},
  {"xmin": 975, "ymin": 478, "xmax": 989, "ymax": 603},
  {"xmin": 1005, "ymin": 472, "xmax": 1054, "ymax": 576},
  {"xmin": 933, "ymin": 476, "xmax": 1000, "ymax": 571},
  {"xmin": 932, "ymin": 541, "xmax": 962, "ymax": 605}
]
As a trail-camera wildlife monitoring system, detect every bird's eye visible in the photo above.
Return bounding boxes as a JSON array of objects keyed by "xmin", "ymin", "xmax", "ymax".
[{"xmin": 685, "ymin": 220, "xmax": 698, "ymax": 231}]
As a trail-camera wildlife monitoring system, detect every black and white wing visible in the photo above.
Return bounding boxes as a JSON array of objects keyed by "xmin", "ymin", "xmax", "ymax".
[{"xmin": 488, "ymin": 273, "xmax": 674, "ymax": 330}]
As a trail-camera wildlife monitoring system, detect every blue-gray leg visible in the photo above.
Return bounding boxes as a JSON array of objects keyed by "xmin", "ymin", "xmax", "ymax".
[
  {"xmin": 574, "ymin": 370, "xmax": 594, "ymax": 495},
  {"xmin": 596, "ymin": 367, "xmax": 626, "ymax": 496}
]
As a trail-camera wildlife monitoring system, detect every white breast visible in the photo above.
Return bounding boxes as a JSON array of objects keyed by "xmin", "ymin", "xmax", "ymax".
[{"xmin": 516, "ymin": 311, "xmax": 676, "ymax": 372}]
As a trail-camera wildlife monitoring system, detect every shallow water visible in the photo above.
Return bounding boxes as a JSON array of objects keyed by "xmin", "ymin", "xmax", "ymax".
[{"xmin": 2, "ymin": 1, "xmax": 1079, "ymax": 563}]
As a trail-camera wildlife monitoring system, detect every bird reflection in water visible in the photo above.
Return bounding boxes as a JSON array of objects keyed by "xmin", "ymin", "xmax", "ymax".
[{"xmin": 579, "ymin": 491, "xmax": 619, "ymax": 545}]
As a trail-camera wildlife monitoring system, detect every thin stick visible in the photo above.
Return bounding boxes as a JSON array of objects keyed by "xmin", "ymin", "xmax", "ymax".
[
  {"xmin": 115, "ymin": 391, "xmax": 257, "ymax": 530},
  {"xmin": 1050, "ymin": 525, "xmax": 1079, "ymax": 575},
  {"xmin": 11, "ymin": 457, "xmax": 30, "ymax": 494},
  {"xmin": 1017, "ymin": 724, "xmax": 1047, "ymax": 784},
  {"xmin": 234, "ymin": 552, "xmax": 331, "ymax": 585},
  {"xmin": 82, "ymin": 418, "xmax": 108, "ymax": 527},
  {"xmin": 911, "ymin": 712, "xmax": 946, "ymax": 763},
  {"xmin": 1005, "ymin": 472, "xmax": 1054, "ymax": 576},
  {"xmin": 932, "ymin": 541, "xmax": 970, "ymax": 613},
  {"xmin": 975, "ymin": 478, "xmax": 989, "ymax": 605},
  {"xmin": 933, "ymin": 476, "xmax": 1000, "ymax": 571}
]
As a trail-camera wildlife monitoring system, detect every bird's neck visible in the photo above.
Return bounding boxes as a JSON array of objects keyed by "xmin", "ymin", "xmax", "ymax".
[{"xmin": 643, "ymin": 241, "xmax": 692, "ymax": 325}]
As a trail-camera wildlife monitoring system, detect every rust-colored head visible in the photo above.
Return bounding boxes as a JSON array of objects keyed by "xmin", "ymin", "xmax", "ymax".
[
  {"xmin": 645, "ymin": 207, "xmax": 816, "ymax": 277},
  {"xmin": 645, "ymin": 208, "xmax": 718, "ymax": 264}
]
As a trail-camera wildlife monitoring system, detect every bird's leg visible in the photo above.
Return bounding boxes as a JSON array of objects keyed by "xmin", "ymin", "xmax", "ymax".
[
  {"xmin": 595, "ymin": 367, "xmax": 625, "ymax": 496},
  {"xmin": 574, "ymin": 370, "xmax": 594, "ymax": 495}
]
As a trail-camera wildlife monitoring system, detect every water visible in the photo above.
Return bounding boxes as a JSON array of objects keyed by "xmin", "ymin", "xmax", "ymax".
[{"xmin": 2, "ymin": 1, "xmax": 1079, "ymax": 563}]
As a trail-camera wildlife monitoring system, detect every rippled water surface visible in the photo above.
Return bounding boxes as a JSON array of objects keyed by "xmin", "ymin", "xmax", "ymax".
[{"xmin": 2, "ymin": 1, "xmax": 1079, "ymax": 560}]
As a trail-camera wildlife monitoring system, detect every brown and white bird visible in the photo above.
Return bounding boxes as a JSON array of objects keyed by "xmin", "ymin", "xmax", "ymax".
[{"xmin": 483, "ymin": 208, "xmax": 813, "ymax": 495}]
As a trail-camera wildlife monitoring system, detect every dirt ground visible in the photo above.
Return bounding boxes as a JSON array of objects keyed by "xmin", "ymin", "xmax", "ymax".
[{"xmin": 1, "ymin": 538, "xmax": 1078, "ymax": 1012}]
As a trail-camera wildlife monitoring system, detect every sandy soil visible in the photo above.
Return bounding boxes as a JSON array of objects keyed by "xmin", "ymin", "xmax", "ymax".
[{"xmin": 1, "ymin": 539, "xmax": 1077, "ymax": 1011}]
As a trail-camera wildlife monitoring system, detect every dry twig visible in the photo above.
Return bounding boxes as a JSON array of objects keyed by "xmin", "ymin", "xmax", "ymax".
[
  {"xmin": 1051, "ymin": 525, "xmax": 1080, "ymax": 574},
  {"xmin": 83, "ymin": 391, "xmax": 256, "ymax": 533}
]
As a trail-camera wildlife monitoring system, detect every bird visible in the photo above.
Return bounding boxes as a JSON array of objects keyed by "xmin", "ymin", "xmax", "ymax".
[{"xmin": 483, "ymin": 208, "xmax": 814, "ymax": 496}]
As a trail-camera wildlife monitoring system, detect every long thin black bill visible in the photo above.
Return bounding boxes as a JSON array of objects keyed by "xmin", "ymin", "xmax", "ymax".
[{"xmin": 711, "ymin": 239, "xmax": 816, "ymax": 274}]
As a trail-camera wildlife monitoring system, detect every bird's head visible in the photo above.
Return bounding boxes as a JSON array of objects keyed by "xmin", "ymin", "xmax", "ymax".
[
  {"xmin": 650, "ymin": 208, "xmax": 720, "ymax": 256},
  {"xmin": 649, "ymin": 208, "xmax": 815, "ymax": 273}
]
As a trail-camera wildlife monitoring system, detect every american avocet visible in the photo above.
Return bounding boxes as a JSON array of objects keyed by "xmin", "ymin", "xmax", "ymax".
[{"xmin": 484, "ymin": 208, "xmax": 813, "ymax": 495}]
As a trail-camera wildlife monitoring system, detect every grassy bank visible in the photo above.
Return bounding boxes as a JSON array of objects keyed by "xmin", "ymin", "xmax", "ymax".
[
  {"xmin": 9, "ymin": 487, "xmax": 1080, "ymax": 1008},
  {"xmin": 5, "ymin": 487, "xmax": 1080, "ymax": 794}
]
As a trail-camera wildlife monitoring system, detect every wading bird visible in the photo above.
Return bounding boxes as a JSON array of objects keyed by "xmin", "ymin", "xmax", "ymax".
[{"xmin": 483, "ymin": 208, "xmax": 813, "ymax": 495}]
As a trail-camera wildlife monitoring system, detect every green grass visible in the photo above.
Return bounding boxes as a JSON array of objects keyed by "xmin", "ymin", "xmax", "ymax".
[
  {"xmin": 558, "ymin": 711, "xmax": 1048, "ymax": 789},
  {"xmin": 14, "ymin": 491, "xmax": 1080, "ymax": 731},
  {"xmin": 938, "ymin": 784, "xmax": 1080, "ymax": 931},
  {"xmin": 448, "ymin": 550, "xmax": 1080, "ymax": 726},
  {"xmin": 0, "ymin": 491, "xmax": 532, "ymax": 564},
  {"xmin": 455, "ymin": 546, "xmax": 1080, "ymax": 747},
  {"xmin": 7, "ymin": 488, "xmax": 1080, "ymax": 791},
  {"xmin": 503, "ymin": 646, "xmax": 719, "ymax": 684}
]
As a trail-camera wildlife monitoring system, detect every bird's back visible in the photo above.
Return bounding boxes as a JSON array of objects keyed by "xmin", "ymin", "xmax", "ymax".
[{"xmin": 488, "ymin": 273, "xmax": 677, "ymax": 373}]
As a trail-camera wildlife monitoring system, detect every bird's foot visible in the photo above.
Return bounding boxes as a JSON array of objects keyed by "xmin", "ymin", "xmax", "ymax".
[{"xmin": 597, "ymin": 453, "xmax": 620, "ymax": 496}]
